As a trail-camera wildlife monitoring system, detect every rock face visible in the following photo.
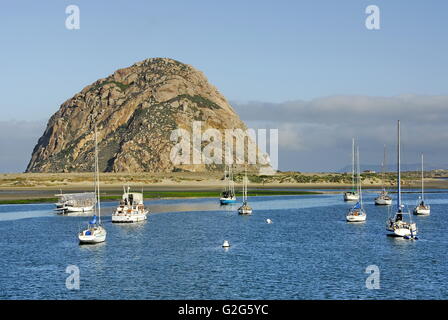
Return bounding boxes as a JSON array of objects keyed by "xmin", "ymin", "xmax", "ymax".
[{"xmin": 26, "ymin": 58, "xmax": 268, "ymax": 173}]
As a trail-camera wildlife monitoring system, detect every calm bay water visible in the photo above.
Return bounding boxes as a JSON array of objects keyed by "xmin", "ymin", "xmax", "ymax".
[{"xmin": 0, "ymin": 191, "xmax": 447, "ymax": 300}]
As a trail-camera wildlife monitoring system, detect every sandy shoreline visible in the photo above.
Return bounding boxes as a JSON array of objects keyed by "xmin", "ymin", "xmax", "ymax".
[{"xmin": 1, "ymin": 172, "xmax": 447, "ymax": 203}]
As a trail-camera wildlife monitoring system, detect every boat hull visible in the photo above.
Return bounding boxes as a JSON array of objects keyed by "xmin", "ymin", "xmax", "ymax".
[
  {"xmin": 57, "ymin": 206, "xmax": 94, "ymax": 214},
  {"xmin": 78, "ymin": 229, "xmax": 107, "ymax": 244},
  {"xmin": 346, "ymin": 214, "xmax": 366, "ymax": 222},
  {"xmin": 67, "ymin": 206, "xmax": 94, "ymax": 213},
  {"xmin": 78, "ymin": 234, "xmax": 106, "ymax": 244},
  {"xmin": 238, "ymin": 208, "xmax": 252, "ymax": 215},
  {"xmin": 375, "ymin": 198, "xmax": 392, "ymax": 206},
  {"xmin": 387, "ymin": 222, "xmax": 417, "ymax": 237},
  {"xmin": 112, "ymin": 212, "xmax": 148, "ymax": 223},
  {"xmin": 220, "ymin": 198, "xmax": 237, "ymax": 205},
  {"xmin": 344, "ymin": 192, "xmax": 359, "ymax": 202},
  {"xmin": 413, "ymin": 207, "xmax": 430, "ymax": 216}
]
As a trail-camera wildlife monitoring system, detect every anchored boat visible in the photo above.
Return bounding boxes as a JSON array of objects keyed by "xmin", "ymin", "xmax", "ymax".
[
  {"xmin": 346, "ymin": 146, "xmax": 366, "ymax": 222},
  {"xmin": 344, "ymin": 138, "xmax": 360, "ymax": 202},
  {"xmin": 386, "ymin": 121, "xmax": 418, "ymax": 238},
  {"xmin": 112, "ymin": 186, "xmax": 148, "ymax": 223},
  {"xmin": 413, "ymin": 153, "xmax": 430, "ymax": 216},
  {"xmin": 238, "ymin": 168, "xmax": 252, "ymax": 215},
  {"xmin": 220, "ymin": 164, "xmax": 237, "ymax": 204},
  {"xmin": 375, "ymin": 145, "xmax": 392, "ymax": 206},
  {"xmin": 78, "ymin": 123, "xmax": 107, "ymax": 244},
  {"xmin": 54, "ymin": 191, "xmax": 96, "ymax": 214}
]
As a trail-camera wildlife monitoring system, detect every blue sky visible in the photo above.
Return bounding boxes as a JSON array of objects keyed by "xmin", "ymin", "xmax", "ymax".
[
  {"xmin": 0, "ymin": 0, "xmax": 447, "ymax": 172},
  {"xmin": 1, "ymin": 0, "xmax": 447, "ymax": 120}
]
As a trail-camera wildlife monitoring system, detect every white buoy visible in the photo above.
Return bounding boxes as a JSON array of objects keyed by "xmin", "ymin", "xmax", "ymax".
[
  {"xmin": 266, "ymin": 219, "xmax": 273, "ymax": 224},
  {"xmin": 222, "ymin": 240, "xmax": 230, "ymax": 248}
]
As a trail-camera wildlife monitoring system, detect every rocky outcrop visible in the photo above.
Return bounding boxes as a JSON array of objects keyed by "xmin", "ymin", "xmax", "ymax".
[{"xmin": 27, "ymin": 58, "xmax": 269, "ymax": 173}]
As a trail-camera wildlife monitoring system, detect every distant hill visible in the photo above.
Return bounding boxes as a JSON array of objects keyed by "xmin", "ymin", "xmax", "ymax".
[{"xmin": 338, "ymin": 164, "xmax": 447, "ymax": 173}]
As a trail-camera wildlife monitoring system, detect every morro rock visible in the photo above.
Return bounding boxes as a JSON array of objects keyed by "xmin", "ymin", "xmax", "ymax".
[{"xmin": 26, "ymin": 58, "xmax": 267, "ymax": 173}]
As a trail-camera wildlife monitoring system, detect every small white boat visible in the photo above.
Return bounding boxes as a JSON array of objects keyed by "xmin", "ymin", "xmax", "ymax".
[
  {"xmin": 79, "ymin": 123, "xmax": 107, "ymax": 245},
  {"xmin": 375, "ymin": 145, "xmax": 392, "ymax": 206},
  {"xmin": 78, "ymin": 217, "xmax": 107, "ymax": 244},
  {"xmin": 344, "ymin": 138, "xmax": 359, "ymax": 202},
  {"xmin": 386, "ymin": 121, "xmax": 418, "ymax": 239},
  {"xmin": 266, "ymin": 219, "xmax": 273, "ymax": 224},
  {"xmin": 346, "ymin": 146, "xmax": 367, "ymax": 223},
  {"xmin": 413, "ymin": 153, "xmax": 430, "ymax": 216},
  {"xmin": 222, "ymin": 240, "xmax": 230, "ymax": 248},
  {"xmin": 387, "ymin": 215, "xmax": 417, "ymax": 237},
  {"xmin": 346, "ymin": 208, "xmax": 367, "ymax": 222},
  {"xmin": 344, "ymin": 192, "xmax": 359, "ymax": 202},
  {"xmin": 414, "ymin": 201, "xmax": 430, "ymax": 216},
  {"xmin": 238, "ymin": 168, "xmax": 252, "ymax": 215},
  {"xmin": 238, "ymin": 203, "xmax": 253, "ymax": 215},
  {"xmin": 112, "ymin": 186, "xmax": 148, "ymax": 223},
  {"xmin": 220, "ymin": 164, "xmax": 237, "ymax": 204},
  {"xmin": 375, "ymin": 190, "xmax": 393, "ymax": 206}
]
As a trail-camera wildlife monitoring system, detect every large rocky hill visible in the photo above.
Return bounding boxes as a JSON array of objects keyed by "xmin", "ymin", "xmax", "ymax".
[{"xmin": 26, "ymin": 58, "xmax": 269, "ymax": 173}]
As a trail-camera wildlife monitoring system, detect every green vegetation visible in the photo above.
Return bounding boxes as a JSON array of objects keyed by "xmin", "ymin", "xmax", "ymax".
[
  {"xmin": 141, "ymin": 190, "xmax": 320, "ymax": 198},
  {"xmin": 171, "ymin": 94, "xmax": 221, "ymax": 110},
  {"xmin": 0, "ymin": 190, "xmax": 321, "ymax": 205},
  {"xmin": 89, "ymin": 80, "xmax": 130, "ymax": 93},
  {"xmin": 0, "ymin": 198, "xmax": 59, "ymax": 205},
  {"xmin": 235, "ymin": 173, "xmax": 355, "ymax": 184}
]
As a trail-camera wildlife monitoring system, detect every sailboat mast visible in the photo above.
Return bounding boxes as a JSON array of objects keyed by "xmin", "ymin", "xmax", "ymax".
[
  {"xmin": 352, "ymin": 138, "xmax": 355, "ymax": 192},
  {"xmin": 382, "ymin": 145, "xmax": 386, "ymax": 191},
  {"xmin": 224, "ymin": 165, "xmax": 228, "ymax": 193},
  {"xmin": 357, "ymin": 146, "xmax": 363, "ymax": 206},
  {"xmin": 244, "ymin": 167, "xmax": 247, "ymax": 202},
  {"xmin": 242, "ymin": 169, "xmax": 245, "ymax": 202},
  {"xmin": 397, "ymin": 120, "xmax": 402, "ymax": 211},
  {"xmin": 229, "ymin": 165, "xmax": 234, "ymax": 195},
  {"xmin": 95, "ymin": 124, "xmax": 101, "ymax": 224},
  {"xmin": 421, "ymin": 153, "xmax": 424, "ymax": 201}
]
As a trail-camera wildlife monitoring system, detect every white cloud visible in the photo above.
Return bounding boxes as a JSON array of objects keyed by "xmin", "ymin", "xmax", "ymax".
[{"xmin": 233, "ymin": 95, "xmax": 448, "ymax": 171}]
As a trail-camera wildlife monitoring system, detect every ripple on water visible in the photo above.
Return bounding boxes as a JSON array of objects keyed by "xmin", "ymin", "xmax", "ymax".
[{"xmin": 0, "ymin": 193, "xmax": 447, "ymax": 299}]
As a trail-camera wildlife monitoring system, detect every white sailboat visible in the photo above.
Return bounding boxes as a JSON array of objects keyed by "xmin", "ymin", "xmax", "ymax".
[
  {"xmin": 346, "ymin": 146, "xmax": 366, "ymax": 222},
  {"xmin": 78, "ymin": 124, "xmax": 107, "ymax": 244},
  {"xmin": 344, "ymin": 138, "xmax": 360, "ymax": 202},
  {"xmin": 413, "ymin": 153, "xmax": 430, "ymax": 216},
  {"xmin": 386, "ymin": 121, "xmax": 418, "ymax": 239},
  {"xmin": 220, "ymin": 164, "xmax": 237, "ymax": 204},
  {"xmin": 238, "ymin": 168, "xmax": 252, "ymax": 215},
  {"xmin": 112, "ymin": 186, "xmax": 149, "ymax": 223},
  {"xmin": 375, "ymin": 145, "xmax": 393, "ymax": 206}
]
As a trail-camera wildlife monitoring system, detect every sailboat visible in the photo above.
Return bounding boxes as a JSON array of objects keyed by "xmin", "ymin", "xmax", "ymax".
[
  {"xmin": 386, "ymin": 121, "xmax": 418, "ymax": 238},
  {"xmin": 413, "ymin": 153, "xmax": 430, "ymax": 215},
  {"xmin": 238, "ymin": 168, "xmax": 252, "ymax": 215},
  {"xmin": 346, "ymin": 146, "xmax": 366, "ymax": 222},
  {"xmin": 219, "ymin": 164, "xmax": 236, "ymax": 204},
  {"xmin": 344, "ymin": 138, "xmax": 360, "ymax": 202},
  {"xmin": 78, "ymin": 124, "xmax": 107, "ymax": 244},
  {"xmin": 375, "ymin": 145, "xmax": 393, "ymax": 205}
]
